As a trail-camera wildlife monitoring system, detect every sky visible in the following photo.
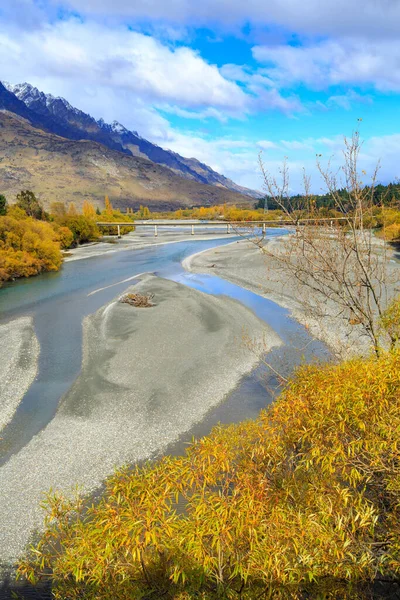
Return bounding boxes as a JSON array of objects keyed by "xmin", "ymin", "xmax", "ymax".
[{"xmin": 1, "ymin": 0, "xmax": 400, "ymax": 193}]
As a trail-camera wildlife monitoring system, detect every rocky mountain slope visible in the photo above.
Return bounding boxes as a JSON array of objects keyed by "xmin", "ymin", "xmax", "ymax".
[
  {"xmin": 0, "ymin": 111, "xmax": 251, "ymax": 211},
  {"xmin": 5, "ymin": 82, "xmax": 259, "ymax": 198}
]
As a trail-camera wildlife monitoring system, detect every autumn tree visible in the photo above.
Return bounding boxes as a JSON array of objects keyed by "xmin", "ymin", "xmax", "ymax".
[
  {"xmin": 0, "ymin": 214, "xmax": 63, "ymax": 284},
  {"xmin": 104, "ymin": 196, "xmax": 113, "ymax": 214},
  {"xmin": 0, "ymin": 194, "xmax": 7, "ymax": 216},
  {"xmin": 50, "ymin": 202, "xmax": 67, "ymax": 219},
  {"xmin": 67, "ymin": 202, "xmax": 77, "ymax": 216},
  {"xmin": 82, "ymin": 200, "xmax": 96, "ymax": 219}
]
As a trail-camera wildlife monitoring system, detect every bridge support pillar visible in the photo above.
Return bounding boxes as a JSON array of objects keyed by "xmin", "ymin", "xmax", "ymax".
[
  {"xmin": 154, "ymin": 225, "xmax": 158, "ymax": 237},
  {"xmin": 227, "ymin": 223, "xmax": 231, "ymax": 234},
  {"xmin": 191, "ymin": 224, "xmax": 194, "ymax": 235},
  {"xmin": 262, "ymin": 222, "xmax": 266, "ymax": 235},
  {"xmin": 117, "ymin": 225, "xmax": 121, "ymax": 238}
]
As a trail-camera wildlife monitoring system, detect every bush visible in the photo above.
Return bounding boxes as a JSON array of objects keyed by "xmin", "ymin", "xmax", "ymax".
[
  {"xmin": 97, "ymin": 209, "xmax": 134, "ymax": 236},
  {"xmin": 381, "ymin": 222, "xmax": 400, "ymax": 242},
  {"xmin": 0, "ymin": 215, "xmax": 63, "ymax": 284},
  {"xmin": 58, "ymin": 215, "xmax": 101, "ymax": 245},
  {"xmin": 18, "ymin": 351, "xmax": 400, "ymax": 599}
]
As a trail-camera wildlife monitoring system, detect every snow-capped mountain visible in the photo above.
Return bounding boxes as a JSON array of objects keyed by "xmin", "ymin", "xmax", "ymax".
[{"xmin": 4, "ymin": 82, "xmax": 259, "ymax": 198}]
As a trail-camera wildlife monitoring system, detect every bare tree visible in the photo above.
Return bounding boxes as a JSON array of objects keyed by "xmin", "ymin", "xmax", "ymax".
[{"xmin": 257, "ymin": 127, "xmax": 399, "ymax": 357}]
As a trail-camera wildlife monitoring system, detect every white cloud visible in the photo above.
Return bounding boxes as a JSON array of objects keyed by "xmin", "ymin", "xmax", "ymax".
[
  {"xmin": 257, "ymin": 140, "xmax": 277, "ymax": 150},
  {"xmin": 255, "ymin": 132, "xmax": 400, "ymax": 194},
  {"xmin": 327, "ymin": 91, "xmax": 373, "ymax": 111},
  {"xmin": 280, "ymin": 140, "xmax": 314, "ymax": 151},
  {"xmin": 0, "ymin": 20, "xmax": 247, "ymax": 112},
  {"xmin": 253, "ymin": 39, "xmax": 400, "ymax": 92},
  {"xmin": 0, "ymin": 17, "xmax": 301, "ymax": 120},
  {"xmin": 151, "ymin": 129, "xmax": 264, "ymax": 189},
  {"xmin": 45, "ymin": 0, "xmax": 400, "ymax": 40}
]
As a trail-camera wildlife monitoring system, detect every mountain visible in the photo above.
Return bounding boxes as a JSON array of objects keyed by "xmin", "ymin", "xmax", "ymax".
[
  {"xmin": 0, "ymin": 111, "xmax": 252, "ymax": 211},
  {"xmin": 5, "ymin": 82, "xmax": 260, "ymax": 199},
  {"xmin": 0, "ymin": 81, "xmax": 80, "ymax": 140}
]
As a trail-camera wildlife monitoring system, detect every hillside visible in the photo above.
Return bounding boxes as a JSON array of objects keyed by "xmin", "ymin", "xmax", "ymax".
[
  {"xmin": 0, "ymin": 111, "xmax": 251, "ymax": 210},
  {"xmin": 5, "ymin": 82, "xmax": 259, "ymax": 199}
]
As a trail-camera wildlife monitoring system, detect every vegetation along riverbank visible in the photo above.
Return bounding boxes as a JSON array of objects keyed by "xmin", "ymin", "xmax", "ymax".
[{"xmin": 0, "ymin": 192, "xmax": 133, "ymax": 286}]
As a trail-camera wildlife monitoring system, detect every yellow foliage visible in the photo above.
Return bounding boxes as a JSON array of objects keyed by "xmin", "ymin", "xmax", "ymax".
[
  {"xmin": 82, "ymin": 200, "xmax": 96, "ymax": 219},
  {"xmin": 18, "ymin": 351, "xmax": 400, "ymax": 598},
  {"xmin": 104, "ymin": 195, "xmax": 113, "ymax": 214},
  {"xmin": 382, "ymin": 222, "xmax": 400, "ymax": 242},
  {"xmin": 67, "ymin": 202, "xmax": 77, "ymax": 216},
  {"xmin": 0, "ymin": 214, "xmax": 63, "ymax": 284},
  {"xmin": 97, "ymin": 207, "xmax": 134, "ymax": 236}
]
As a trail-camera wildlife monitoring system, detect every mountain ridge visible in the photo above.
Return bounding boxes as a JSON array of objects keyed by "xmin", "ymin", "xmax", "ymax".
[
  {"xmin": 0, "ymin": 110, "xmax": 253, "ymax": 211},
  {"xmin": 5, "ymin": 82, "xmax": 260, "ymax": 199}
]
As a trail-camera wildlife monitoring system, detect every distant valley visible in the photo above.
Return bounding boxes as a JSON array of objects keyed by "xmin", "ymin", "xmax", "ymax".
[{"xmin": 0, "ymin": 82, "xmax": 259, "ymax": 210}]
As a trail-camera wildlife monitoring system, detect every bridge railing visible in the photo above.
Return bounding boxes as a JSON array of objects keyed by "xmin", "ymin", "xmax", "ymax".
[{"xmin": 96, "ymin": 217, "xmax": 349, "ymax": 238}]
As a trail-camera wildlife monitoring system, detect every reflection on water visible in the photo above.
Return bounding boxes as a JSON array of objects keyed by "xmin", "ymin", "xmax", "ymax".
[
  {"xmin": 163, "ymin": 271, "xmax": 331, "ymax": 450},
  {"xmin": 0, "ymin": 229, "xmax": 325, "ymax": 464},
  {"xmin": 0, "ymin": 236, "xmax": 245, "ymax": 462}
]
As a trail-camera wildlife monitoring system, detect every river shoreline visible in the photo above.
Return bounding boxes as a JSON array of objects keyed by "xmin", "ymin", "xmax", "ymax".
[
  {"xmin": 63, "ymin": 229, "xmax": 236, "ymax": 262},
  {"xmin": 0, "ymin": 267, "xmax": 281, "ymax": 569},
  {"xmin": 0, "ymin": 317, "xmax": 39, "ymax": 432},
  {"xmin": 184, "ymin": 236, "xmax": 399, "ymax": 358}
]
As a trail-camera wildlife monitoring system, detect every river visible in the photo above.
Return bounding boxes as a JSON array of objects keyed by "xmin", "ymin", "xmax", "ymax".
[{"xmin": 0, "ymin": 231, "xmax": 330, "ymax": 465}]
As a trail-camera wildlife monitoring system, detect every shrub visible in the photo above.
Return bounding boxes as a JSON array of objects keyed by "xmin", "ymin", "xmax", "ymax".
[
  {"xmin": 381, "ymin": 222, "xmax": 400, "ymax": 242},
  {"xmin": 0, "ymin": 215, "xmax": 63, "ymax": 284},
  {"xmin": 97, "ymin": 208, "xmax": 134, "ymax": 236},
  {"xmin": 120, "ymin": 292, "xmax": 155, "ymax": 307},
  {"xmin": 58, "ymin": 215, "xmax": 101, "ymax": 245},
  {"xmin": 18, "ymin": 351, "xmax": 400, "ymax": 599}
]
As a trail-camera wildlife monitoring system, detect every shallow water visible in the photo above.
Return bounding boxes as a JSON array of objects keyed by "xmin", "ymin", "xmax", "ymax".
[
  {"xmin": 163, "ymin": 271, "xmax": 330, "ymax": 451},
  {"xmin": 0, "ymin": 229, "xmax": 328, "ymax": 464}
]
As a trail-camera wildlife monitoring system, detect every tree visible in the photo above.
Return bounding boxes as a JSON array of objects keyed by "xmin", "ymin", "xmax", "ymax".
[
  {"xmin": 15, "ymin": 190, "xmax": 45, "ymax": 220},
  {"xmin": 59, "ymin": 215, "xmax": 100, "ymax": 245},
  {"xmin": 138, "ymin": 205, "xmax": 151, "ymax": 219},
  {"xmin": 258, "ymin": 127, "xmax": 400, "ymax": 357},
  {"xmin": 96, "ymin": 207, "xmax": 101, "ymax": 216},
  {"xmin": 82, "ymin": 200, "xmax": 96, "ymax": 219},
  {"xmin": 67, "ymin": 202, "xmax": 77, "ymax": 216},
  {"xmin": 104, "ymin": 196, "xmax": 113, "ymax": 214},
  {"xmin": 0, "ymin": 194, "xmax": 7, "ymax": 216},
  {"xmin": 50, "ymin": 202, "xmax": 67, "ymax": 219}
]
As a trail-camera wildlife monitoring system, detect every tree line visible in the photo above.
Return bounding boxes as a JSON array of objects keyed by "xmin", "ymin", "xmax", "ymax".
[{"xmin": 0, "ymin": 192, "xmax": 134, "ymax": 286}]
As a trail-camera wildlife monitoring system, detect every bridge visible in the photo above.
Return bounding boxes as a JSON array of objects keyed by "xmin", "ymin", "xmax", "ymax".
[{"xmin": 96, "ymin": 217, "xmax": 348, "ymax": 238}]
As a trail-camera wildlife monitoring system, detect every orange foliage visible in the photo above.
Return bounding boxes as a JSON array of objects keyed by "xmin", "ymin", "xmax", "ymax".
[{"xmin": 0, "ymin": 214, "xmax": 63, "ymax": 285}]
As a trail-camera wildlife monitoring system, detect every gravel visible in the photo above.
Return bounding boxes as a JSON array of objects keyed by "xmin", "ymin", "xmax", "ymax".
[
  {"xmin": 0, "ymin": 317, "xmax": 39, "ymax": 432},
  {"xmin": 0, "ymin": 274, "xmax": 280, "ymax": 566},
  {"xmin": 184, "ymin": 237, "xmax": 388, "ymax": 358}
]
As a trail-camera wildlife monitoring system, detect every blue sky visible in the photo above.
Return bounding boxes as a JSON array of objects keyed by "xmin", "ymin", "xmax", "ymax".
[{"xmin": 1, "ymin": 0, "xmax": 400, "ymax": 192}]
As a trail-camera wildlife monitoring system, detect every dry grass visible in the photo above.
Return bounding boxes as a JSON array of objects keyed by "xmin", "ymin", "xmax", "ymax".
[
  {"xmin": 0, "ymin": 112, "xmax": 248, "ymax": 211},
  {"xmin": 120, "ymin": 292, "xmax": 154, "ymax": 308}
]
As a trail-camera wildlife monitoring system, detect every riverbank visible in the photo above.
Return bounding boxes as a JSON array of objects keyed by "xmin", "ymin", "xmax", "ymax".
[
  {"xmin": 64, "ymin": 229, "xmax": 235, "ymax": 262},
  {"xmin": 0, "ymin": 274, "xmax": 280, "ymax": 569},
  {"xmin": 183, "ymin": 237, "xmax": 397, "ymax": 358},
  {"xmin": 0, "ymin": 317, "xmax": 39, "ymax": 432}
]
